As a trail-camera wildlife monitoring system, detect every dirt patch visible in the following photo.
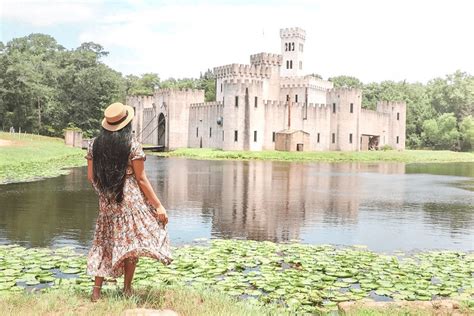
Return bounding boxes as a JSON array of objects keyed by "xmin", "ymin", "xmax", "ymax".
[
  {"xmin": 338, "ymin": 299, "xmax": 471, "ymax": 315},
  {"xmin": 0, "ymin": 140, "xmax": 13, "ymax": 147}
]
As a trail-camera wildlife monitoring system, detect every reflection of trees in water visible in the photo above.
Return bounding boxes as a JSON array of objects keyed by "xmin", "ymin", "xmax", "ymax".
[
  {"xmin": 422, "ymin": 202, "xmax": 474, "ymax": 236},
  {"xmin": 0, "ymin": 168, "xmax": 96, "ymax": 248}
]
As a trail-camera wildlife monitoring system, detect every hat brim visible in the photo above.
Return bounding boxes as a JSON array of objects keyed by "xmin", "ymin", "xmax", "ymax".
[{"xmin": 101, "ymin": 105, "xmax": 135, "ymax": 132}]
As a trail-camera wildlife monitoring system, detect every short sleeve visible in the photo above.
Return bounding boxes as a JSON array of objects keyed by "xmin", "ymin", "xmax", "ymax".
[
  {"xmin": 130, "ymin": 139, "xmax": 146, "ymax": 161},
  {"xmin": 85, "ymin": 139, "xmax": 94, "ymax": 160}
]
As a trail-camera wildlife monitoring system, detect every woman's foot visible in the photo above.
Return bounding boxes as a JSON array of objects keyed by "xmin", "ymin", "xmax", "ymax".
[
  {"xmin": 91, "ymin": 285, "xmax": 102, "ymax": 302},
  {"xmin": 123, "ymin": 286, "xmax": 133, "ymax": 298}
]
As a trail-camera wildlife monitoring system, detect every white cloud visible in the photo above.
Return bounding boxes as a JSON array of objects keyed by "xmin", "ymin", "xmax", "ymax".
[{"xmin": 2, "ymin": 0, "xmax": 104, "ymax": 26}]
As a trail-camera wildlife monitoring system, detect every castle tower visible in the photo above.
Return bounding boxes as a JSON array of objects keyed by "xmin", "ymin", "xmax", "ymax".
[{"xmin": 280, "ymin": 27, "xmax": 306, "ymax": 77}]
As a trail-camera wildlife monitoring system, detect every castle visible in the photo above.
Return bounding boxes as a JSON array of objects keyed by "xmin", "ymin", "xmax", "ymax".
[{"xmin": 127, "ymin": 27, "xmax": 406, "ymax": 152}]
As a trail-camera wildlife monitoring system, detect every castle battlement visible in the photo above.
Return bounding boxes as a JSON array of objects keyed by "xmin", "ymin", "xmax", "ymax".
[
  {"xmin": 280, "ymin": 27, "xmax": 306, "ymax": 40},
  {"xmin": 250, "ymin": 53, "xmax": 282, "ymax": 66},
  {"xmin": 126, "ymin": 95, "xmax": 155, "ymax": 108},
  {"xmin": 189, "ymin": 101, "xmax": 223, "ymax": 108},
  {"xmin": 263, "ymin": 100, "xmax": 330, "ymax": 108},
  {"xmin": 154, "ymin": 88, "xmax": 204, "ymax": 96},
  {"xmin": 214, "ymin": 63, "xmax": 272, "ymax": 79},
  {"xmin": 281, "ymin": 76, "xmax": 334, "ymax": 91}
]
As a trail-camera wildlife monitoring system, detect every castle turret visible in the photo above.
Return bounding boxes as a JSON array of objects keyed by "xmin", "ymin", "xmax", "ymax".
[{"xmin": 280, "ymin": 27, "xmax": 306, "ymax": 77}]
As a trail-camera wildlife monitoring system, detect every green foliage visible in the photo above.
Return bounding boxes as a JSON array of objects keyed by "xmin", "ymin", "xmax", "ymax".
[
  {"xmin": 328, "ymin": 75, "xmax": 363, "ymax": 89},
  {"xmin": 0, "ymin": 240, "xmax": 473, "ymax": 315},
  {"xmin": 0, "ymin": 34, "xmax": 125, "ymax": 137},
  {"xmin": 421, "ymin": 113, "xmax": 460, "ymax": 150},
  {"xmin": 126, "ymin": 73, "xmax": 160, "ymax": 96},
  {"xmin": 460, "ymin": 115, "xmax": 474, "ymax": 151}
]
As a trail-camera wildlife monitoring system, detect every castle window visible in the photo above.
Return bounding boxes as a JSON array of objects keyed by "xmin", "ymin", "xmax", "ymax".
[
  {"xmin": 290, "ymin": 60, "xmax": 293, "ymax": 69},
  {"xmin": 254, "ymin": 96, "xmax": 258, "ymax": 108},
  {"xmin": 295, "ymin": 94, "xmax": 298, "ymax": 103},
  {"xmin": 299, "ymin": 61, "xmax": 302, "ymax": 70},
  {"xmin": 317, "ymin": 133, "xmax": 320, "ymax": 143},
  {"xmin": 234, "ymin": 130, "xmax": 238, "ymax": 142},
  {"xmin": 286, "ymin": 94, "xmax": 290, "ymax": 102},
  {"xmin": 299, "ymin": 43, "xmax": 304, "ymax": 52},
  {"xmin": 332, "ymin": 133, "xmax": 336, "ymax": 144},
  {"xmin": 285, "ymin": 43, "xmax": 288, "ymax": 51},
  {"xmin": 209, "ymin": 127, "xmax": 212, "ymax": 138},
  {"xmin": 254, "ymin": 131, "xmax": 257, "ymax": 142},
  {"xmin": 235, "ymin": 96, "xmax": 239, "ymax": 107},
  {"xmin": 291, "ymin": 42, "xmax": 295, "ymax": 51},
  {"xmin": 397, "ymin": 112, "xmax": 400, "ymax": 120},
  {"xmin": 196, "ymin": 127, "xmax": 199, "ymax": 138},
  {"xmin": 220, "ymin": 83, "xmax": 223, "ymax": 92},
  {"xmin": 349, "ymin": 133, "xmax": 353, "ymax": 144},
  {"xmin": 333, "ymin": 103, "xmax": 336, "ymax": 113},
  {"xmin": 222, "ymin": 131, "xmax": 224, "ymax": 141},
  {"xmin": 223, "ymin": 97, "xmax": 225, "ymax": 107},
  {"xmin": 350, "ymin": 103, "xmax": 354, "ymax": 113},
  {"xmin": 397, "ymin": 136, "xmax": 399, "ymax": 144},
  {"xmin": 286, "ymin": 60, "xmax": 289, "ymax": 69},
  {"xmin": 272, "ymin": 132, "xmax": 276, "ymax": 142}
]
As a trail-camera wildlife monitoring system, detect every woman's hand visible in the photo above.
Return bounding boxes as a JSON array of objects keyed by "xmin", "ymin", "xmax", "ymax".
[{"xmin": 154, "ymin": 204, "xmax": 169, "ymax": 225}]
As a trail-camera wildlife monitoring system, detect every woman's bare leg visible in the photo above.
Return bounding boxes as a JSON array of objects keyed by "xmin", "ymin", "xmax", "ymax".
[
  {"xmin": 123, "ymin": 257, "xmax": 137, "ymax": 296},
  {"xmin": 91, "ymin": 276, "xmax": 104, "ymax": 302}
]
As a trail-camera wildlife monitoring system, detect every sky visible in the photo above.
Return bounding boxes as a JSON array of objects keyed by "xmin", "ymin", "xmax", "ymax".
[{"xmin": 1, "ymin": 0, "xmax": 473, "ymax": 83}]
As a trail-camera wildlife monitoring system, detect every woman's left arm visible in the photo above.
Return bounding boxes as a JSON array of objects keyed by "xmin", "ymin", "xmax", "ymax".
[{"xmin": 87, "ymin": 159, "xmax": 94, "ymax": 184}]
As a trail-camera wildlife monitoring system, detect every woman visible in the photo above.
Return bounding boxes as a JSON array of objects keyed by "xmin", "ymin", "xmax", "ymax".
[{"xmin": 85, "ymin": 102, "xmax": 172, "ymax": 301}]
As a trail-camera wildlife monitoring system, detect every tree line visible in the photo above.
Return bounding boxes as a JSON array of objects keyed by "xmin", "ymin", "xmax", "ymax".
[{"xmin": 0, "ymin": 34, "xmax": 472, "ymax": 150}]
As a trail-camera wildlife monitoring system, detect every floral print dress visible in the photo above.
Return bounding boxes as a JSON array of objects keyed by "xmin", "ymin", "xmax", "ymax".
[{"xmin": 85, "ymin": 138, "xmax": 172, "ymax": 278}]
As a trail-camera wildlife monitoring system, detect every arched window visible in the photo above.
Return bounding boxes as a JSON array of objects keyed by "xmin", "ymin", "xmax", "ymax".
[
  {"xmin": 290, "ymin": 60, "xmax": 293, "ymax": 69},
  {"xmin": 292, "ymin": 42, "xmax": 295, "ymax": 51},
  {"xmin": 285, "ymin": 43, "xmax": 288, "ymax": 51}
]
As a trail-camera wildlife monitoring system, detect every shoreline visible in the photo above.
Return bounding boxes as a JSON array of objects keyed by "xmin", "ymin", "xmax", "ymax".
[{"xmin": 150, "ymin": 148, "xmax": 474, "ymax": 164}]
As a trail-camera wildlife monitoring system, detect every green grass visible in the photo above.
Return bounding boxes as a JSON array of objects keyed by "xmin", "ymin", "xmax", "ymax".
[
  {"xmin": 151, "ymin": 148, "xmax": 474, "ymax": 163},
  {"xmin": 0, "ymin": 132, "xmax": 86, "ymax": 184},
  {"xmin": 0, "ymin": 286, "xmax": 284, "ymax": 316}
]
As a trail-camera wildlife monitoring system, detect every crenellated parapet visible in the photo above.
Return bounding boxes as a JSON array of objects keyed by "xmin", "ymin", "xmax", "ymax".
[
  {"xmin": 189, "ymin": 101, "xmax": 223, "ymax": 108},
  {"xmin": 154, "ymin": 88, "xmax": 204, "ymax": 97},
  {"xmin": 376, "ymin": 100, "xmax": 406, "ymax": 113},
  {"xmin": 263, "ymin": 100, "xmax": 330, "ymax": 108},
  {"xmin": 250, "ymin": 53, "xmax": 282, "ymax": 67},
  {"xmin": 214, "ymin": 63, "xmax": 272, "ymax": 80},
  {"xmin": 280, "ymin": 27, "xmax": 306, "ymax": 40},
  {"xmin": 126, "ymin": 95, "xmax": 155, "ymax": 108},
  {"xmin": 281, "ymin": 76, "xmax": 334, "ymax": 91}
]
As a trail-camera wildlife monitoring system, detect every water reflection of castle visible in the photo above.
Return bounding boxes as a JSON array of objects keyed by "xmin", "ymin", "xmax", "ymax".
[{"xmin": 151, "ymin": 158, "xmax": 405, "ymax": 242}]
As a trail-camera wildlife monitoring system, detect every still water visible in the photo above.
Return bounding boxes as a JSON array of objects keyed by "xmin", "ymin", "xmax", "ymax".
[{"xmin": 0, "ymin": 157, "xmax": 473, "ymax": 252}]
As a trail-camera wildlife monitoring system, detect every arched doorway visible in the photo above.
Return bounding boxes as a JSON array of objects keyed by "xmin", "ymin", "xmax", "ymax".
[{"xmin": 157, "ymin": 113, "xmax": 166, "ymax": 147}]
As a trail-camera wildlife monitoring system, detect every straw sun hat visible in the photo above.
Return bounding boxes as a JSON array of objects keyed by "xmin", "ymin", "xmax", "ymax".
[{"xmin": 101, "ymin": 102, "xmax": 135, "ymax": 131}]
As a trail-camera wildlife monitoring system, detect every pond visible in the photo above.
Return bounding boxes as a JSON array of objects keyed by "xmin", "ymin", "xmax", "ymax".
[{"xmin": 0, "ymin": 157, "xmax": 473, "ymax": 252}]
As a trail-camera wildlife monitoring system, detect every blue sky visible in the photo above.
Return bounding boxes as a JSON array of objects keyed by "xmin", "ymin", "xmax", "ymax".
[{"xmin": 1, "ymin": 0, "xmax": 473, "ymax": 83}]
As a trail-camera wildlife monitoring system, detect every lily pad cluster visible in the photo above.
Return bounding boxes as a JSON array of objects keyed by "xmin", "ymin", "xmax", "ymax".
[{"xmin": 0, "ymin": 240, "xmax": 473, "ymax": 314}]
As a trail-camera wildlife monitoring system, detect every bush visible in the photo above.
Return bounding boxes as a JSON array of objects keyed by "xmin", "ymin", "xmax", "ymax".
[{"xmin": 380, "ymin": 144, "xmax": 394, "ymax": 151}]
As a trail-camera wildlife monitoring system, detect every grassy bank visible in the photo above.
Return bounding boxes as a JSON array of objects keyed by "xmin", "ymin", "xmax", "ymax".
[
  {"xmin": 2, "ymin": 287, "xmax": 470, "ymax": 316},
  {"xmin": 152, "ymin": 148, "xmax": 474, "ymax": 163},
  {"xmin": 0, "ymin": 241, "xmax": 472, "ymax": 315},
  {"xmin": 0, "ymin": 132, "xmax": 86, "ymax": 184}
]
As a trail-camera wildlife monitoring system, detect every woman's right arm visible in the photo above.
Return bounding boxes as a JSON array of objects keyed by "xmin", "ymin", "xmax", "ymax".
[{"xmin": 132, "ymin": 159, "xmax": 168, "ymax": 225}]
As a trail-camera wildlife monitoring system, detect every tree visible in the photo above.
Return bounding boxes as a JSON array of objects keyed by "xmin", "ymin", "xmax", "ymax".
[
  {"xmin": 422, "ymin": 113, "xmax": 460, "ymax": 149},
  {"xmin": 328, "ymin": 75, "xmax": 363, "ymax": 89},
  {"xmin": 460, "ymin": 115, "xmax": 474, "ymax": 151},
  {"xmin": 126, "ymin": 73, "xmax": 160, "ymax": 96}
]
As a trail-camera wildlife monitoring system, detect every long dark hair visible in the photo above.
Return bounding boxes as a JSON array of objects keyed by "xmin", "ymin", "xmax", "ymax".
[{"xmin": 92, "ymin": 122, "xmax": 132, "ymax": 204}]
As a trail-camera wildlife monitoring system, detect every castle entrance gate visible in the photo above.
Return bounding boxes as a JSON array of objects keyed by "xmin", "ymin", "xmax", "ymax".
[
  {"xmin": 158, "ymin": 113, "xmax": 166, "ymax": 147},
  {"xmin": 360, "ymin": 134, "xmax": 380, "ymax": 151}
]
